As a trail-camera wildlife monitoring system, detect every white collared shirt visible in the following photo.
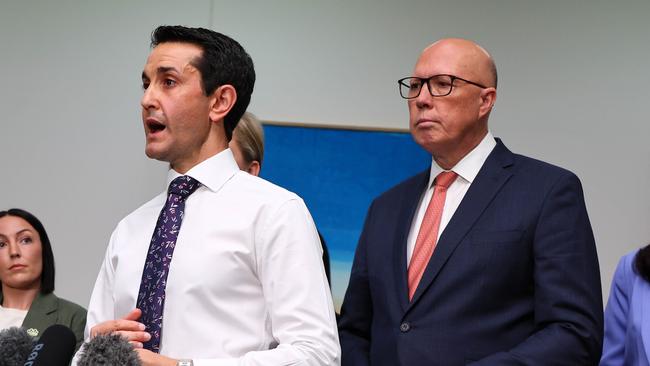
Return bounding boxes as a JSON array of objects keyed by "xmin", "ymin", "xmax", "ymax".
[
  {"xmin": 406, "ymin": 132, "xmax": 497, "ymax": 265},
  {"xmin": 78, "ymin": 149, "xmax": 340, "ymax": 366}
]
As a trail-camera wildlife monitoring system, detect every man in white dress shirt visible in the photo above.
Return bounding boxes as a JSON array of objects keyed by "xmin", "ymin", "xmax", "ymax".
[{"xmin": 77, "ymin": 25, "xmax": 340, "ymax": 366}]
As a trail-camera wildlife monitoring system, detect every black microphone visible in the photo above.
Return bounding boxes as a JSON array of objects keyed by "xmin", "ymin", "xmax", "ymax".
[
  {"xmin": 77, "ymin": 333, "xmax": 141, "ymax": 366},
  {"xmin": 0, "ymin": 327, "xmax": 34, "ymax": 366},
  {"xmin": 22, "ymin": 324, "xmax": 76, "ymax": 366}
]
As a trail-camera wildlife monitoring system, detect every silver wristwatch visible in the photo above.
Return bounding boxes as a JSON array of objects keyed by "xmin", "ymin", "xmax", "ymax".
[{"xmin": 177, "ymin": 360, "xmax": 193, "ymax": 366}]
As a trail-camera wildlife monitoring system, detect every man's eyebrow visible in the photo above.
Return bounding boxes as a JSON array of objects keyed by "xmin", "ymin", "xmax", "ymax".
[
  {"xmin": 157, "ymin": 66, "xmax": 180, "ymax": 75},
  {"xmin": 142, "ymin": 66, "xmax": 181, "ymax": 81}
]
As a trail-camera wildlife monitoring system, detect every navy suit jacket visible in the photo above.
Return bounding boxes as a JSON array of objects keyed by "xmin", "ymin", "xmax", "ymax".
[{"xmin": 339, "ymin": 139, "xmax": 603, "ymax": 366}]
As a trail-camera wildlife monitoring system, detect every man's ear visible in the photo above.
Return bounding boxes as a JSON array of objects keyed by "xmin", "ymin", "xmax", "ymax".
[
  {"xmin": 209, "ymin": 84, "xmax": 237, "ymax": 123},
  {"xmin": 478, "ymin": 87, "xmax": 497, "ymax": 117}
]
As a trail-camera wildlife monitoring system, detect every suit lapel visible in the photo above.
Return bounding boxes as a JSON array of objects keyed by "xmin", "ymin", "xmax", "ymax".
[
  {"xmin": 393, "ymin": 169, "xmax": 430, "ymax": 313},
  {"xmin": 408, "ymin": 139, "xmax": 514, "ymax": 309},
  {"xmin": 21, "ymin": 292, "xmax": 58, "ymax": 338}
]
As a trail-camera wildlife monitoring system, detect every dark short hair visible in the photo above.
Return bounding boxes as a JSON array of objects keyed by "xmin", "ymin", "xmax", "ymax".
[
  {"xmin": 0, "ymin": 208, "xmax": 55, "ymax": 294},
  {"xmin": 151, "ymin": 25, "xmax": 256, "ymax": 141},
  {"xmin": 635, "ymin": 243, "xmax": 650, "ymax": 283}
]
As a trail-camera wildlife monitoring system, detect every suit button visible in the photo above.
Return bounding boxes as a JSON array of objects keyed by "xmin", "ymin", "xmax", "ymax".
[{"xmin": 400, "ymin": 322, "xmax": 411, "ymax": 332}]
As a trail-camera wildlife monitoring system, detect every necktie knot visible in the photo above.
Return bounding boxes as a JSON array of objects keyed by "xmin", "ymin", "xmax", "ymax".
[
  {"xmin": 434, "ymin": 171, "xmax": 457, "ymax": 189},
  {"xmin": 168, "ymin": 175, "xmax": 201, "ymax": 198}
]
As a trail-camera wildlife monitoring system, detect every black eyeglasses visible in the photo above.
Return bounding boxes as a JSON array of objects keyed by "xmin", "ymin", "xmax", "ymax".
[{"xmin": 398, "ymin": 74, "xmax": 487, "ymax": 99}]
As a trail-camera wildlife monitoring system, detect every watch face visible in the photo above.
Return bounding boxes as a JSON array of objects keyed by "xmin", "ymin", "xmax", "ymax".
[{"xmin": 177, "ymin": 361, "xmax": 193, "ymax": 366}]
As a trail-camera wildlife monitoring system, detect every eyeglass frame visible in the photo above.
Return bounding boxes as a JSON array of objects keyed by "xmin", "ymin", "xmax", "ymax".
[{"xmin": 397, "ymin": 74, "xmax": 488, "ymax": 99}]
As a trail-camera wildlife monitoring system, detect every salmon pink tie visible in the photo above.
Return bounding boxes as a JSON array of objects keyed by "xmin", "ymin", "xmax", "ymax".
[
  {"xmin": 408, "ymin": 171, "xmax": 457, "ymax": 300},
  {"xmin": 136, "ymin": 175, "xmax": 201, "ymax": 353}
]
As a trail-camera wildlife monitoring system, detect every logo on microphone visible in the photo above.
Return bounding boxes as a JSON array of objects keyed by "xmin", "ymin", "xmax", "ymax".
[{"xmin": 23, "ymin": 343, "xmax": 44, "ymax": 366}]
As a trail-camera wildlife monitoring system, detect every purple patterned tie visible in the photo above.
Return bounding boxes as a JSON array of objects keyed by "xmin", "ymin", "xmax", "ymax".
[{"xmin": 136, "ymin": 175, "xmax": 201, "ymax": 353}]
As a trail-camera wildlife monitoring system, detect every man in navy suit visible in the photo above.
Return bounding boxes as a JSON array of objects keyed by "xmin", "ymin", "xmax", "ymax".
[{"xmin": 338, "ymin": 38, "xmax": 603, "ymax": 365}]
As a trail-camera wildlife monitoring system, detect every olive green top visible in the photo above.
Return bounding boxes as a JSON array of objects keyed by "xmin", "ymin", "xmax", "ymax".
[{"xmin": 0, "ymin": 291, "xmax": 86, "ymax": 352}]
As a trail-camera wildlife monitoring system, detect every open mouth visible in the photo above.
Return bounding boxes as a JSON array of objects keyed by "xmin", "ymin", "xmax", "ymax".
[{"xmin": 147, "ymin": 119, "xmax": 166, "ymax": 133}]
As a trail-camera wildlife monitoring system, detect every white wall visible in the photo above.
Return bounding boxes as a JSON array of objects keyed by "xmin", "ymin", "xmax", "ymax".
[{"xmin": 1, "ymin": 0, "xmax": 648, "ymax": 308}]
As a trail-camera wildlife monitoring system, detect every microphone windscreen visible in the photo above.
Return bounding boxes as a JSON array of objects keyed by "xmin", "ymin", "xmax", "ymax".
[
  {"xmin": 0, "ymin": 327, "xmax": 34, "ymax": 366},
  {"xmin": 77, "ymin": 333, "xmax": 141, "ymax": 366},
  {"xmin": 23, "ymin": 324, "xmax": 76, "ymax": 366}
]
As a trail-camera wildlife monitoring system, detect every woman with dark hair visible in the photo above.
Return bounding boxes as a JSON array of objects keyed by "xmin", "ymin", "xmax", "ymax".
[
  {"xmin": 601, "ymin": 245, "xmax": 650, "ymax": 365},
  {"xmin": 0, "ymin": 208, "xmax": 86, "ymax": 351}
]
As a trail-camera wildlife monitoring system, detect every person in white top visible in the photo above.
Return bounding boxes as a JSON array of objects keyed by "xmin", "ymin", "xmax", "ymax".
[{"xmin": 77, "ymin": 25, "xmax": 340, "ymax": 366}]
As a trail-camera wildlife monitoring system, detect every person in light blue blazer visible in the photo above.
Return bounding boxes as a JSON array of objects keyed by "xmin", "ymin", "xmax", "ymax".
[{"xmin": 601, "ymin": 245, "xmax": 650, "ymax": 365}]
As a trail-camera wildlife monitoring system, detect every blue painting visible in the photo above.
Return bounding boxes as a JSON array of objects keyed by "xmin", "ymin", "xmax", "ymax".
[{"xmin": 261, "ymin": 123, "xmax": 430, "ymax": 310}]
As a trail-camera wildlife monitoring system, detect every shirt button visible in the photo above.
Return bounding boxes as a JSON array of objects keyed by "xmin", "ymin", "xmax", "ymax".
[{"xmin": 400, "ymin": 322, "xmax": 411, "ymax": 332}]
